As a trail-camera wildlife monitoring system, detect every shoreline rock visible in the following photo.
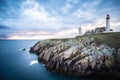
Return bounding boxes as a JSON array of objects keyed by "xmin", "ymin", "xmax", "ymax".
[{"xmin": 29, "ymin": 33, "xmax": 120, "ymax": 77}]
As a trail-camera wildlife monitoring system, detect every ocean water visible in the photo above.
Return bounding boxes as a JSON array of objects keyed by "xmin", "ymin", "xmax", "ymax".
[{"xmin": 0, "ymin": 40, "xmax": 119, "ymax": 80}]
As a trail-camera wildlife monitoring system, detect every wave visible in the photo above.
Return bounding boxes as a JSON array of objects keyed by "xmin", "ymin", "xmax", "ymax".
[{"xmin": 29, "ymin": 60, "xmax": 38, "ymax": 66}]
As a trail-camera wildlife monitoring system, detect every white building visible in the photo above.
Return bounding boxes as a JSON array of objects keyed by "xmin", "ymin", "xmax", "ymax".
[
  {"xmin": 84, "ymin": 14, "xmax": 113, "ymax": 35},
  {"xmin": 78, "ymin": 27, "xmax": 82, "ymax": 36},
  {"xmin": 106, "ymin": 14, "xmax": 110, "ymax": 32}
]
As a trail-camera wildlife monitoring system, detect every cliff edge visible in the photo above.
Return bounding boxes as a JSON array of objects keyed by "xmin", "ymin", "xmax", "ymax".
[{"xmin": 29, "ymin": 32, "xmax": 120, "ymax": 77}]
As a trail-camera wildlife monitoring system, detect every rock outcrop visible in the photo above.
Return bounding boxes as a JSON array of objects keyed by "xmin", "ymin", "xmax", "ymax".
[{"xmin": 30, "ymin": 33, "xmax": 120, "ymax": 77}]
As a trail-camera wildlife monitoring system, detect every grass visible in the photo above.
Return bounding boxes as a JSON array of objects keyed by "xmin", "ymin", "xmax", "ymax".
[
  {"xmin": 49, "ymin": 32, "xmax": 120, "ymax": 50},
  {"xmin": 92, "ymin": 32, "xmax": 120, "ymax": 50},
  {"xmin": 76, "ymin": 32, "xmax": 120, "ymax": 50},
  {"xmin": 49, "ymin": 38, "xmax": 74, "ymax": 42}
]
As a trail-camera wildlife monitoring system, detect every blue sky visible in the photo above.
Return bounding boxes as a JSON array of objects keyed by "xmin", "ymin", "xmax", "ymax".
[{"xmin": 0, "ymin": 0, "xmax": 120, "ymax": 39}]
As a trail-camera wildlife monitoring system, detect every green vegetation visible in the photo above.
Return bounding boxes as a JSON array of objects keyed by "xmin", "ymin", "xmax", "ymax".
[
  {"xmin": 77, "ymin": 32, "xmax": 120, "ymax": 50},
  {"xmin": 49, "ymin": 32, "xmax": 120, "ymax": 50},
  {"xmin": 49, "ymin": 38, "xmax": 73, "ymax": 42},
  {"xmin": 92, "ymin": 32, "xmax": 120, "ymax": 50},
  {"xmin": 75, "ymin": 35, "xmax": 84, "ymax": 39}
]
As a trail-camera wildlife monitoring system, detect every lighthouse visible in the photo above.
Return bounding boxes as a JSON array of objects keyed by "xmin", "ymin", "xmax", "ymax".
[
  {"xmin": 78, "ymin": 26, "xmax": 82, "ymax": 36},
  {"xmin": 106, "ymin": 14, "xmax": 110, "ymax": 32}
]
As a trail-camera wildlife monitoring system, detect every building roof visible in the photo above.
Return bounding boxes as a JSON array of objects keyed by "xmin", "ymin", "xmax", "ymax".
[{"xmin": 106, "ymin": 14, "xmax": 110, "ymax": 19}]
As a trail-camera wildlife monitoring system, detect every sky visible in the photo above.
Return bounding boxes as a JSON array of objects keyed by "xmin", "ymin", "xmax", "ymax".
[{"xmin": 0, "ymin": 0, "xmax": 120, "ymax": 39}]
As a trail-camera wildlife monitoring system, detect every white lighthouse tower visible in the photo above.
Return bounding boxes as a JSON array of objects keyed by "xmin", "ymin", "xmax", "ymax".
[
  {"xmin": 78, "ymin": 26, "xmax": 82, "ymax": 36},
  {"xmin": 106, "ymin": 14, "xmax": 110, "ymax": 32}
]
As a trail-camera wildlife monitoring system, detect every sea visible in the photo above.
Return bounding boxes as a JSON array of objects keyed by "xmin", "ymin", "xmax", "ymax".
[{"xmin": 0, "ymin": 40, "xmax": 119, "ymax": 80}]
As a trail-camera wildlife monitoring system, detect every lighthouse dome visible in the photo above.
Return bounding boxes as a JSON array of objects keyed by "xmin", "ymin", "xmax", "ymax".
[{"xmin": 106, "ymin": 14, "xmax": 110, "ymax": 19}]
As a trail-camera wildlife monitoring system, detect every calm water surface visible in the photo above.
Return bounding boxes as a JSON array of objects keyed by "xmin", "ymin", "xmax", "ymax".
[{"xmin": 0, "ymin": 40, "xmax": 119, "ymax": 80}]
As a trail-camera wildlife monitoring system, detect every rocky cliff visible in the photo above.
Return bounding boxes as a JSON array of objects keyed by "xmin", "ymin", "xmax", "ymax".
[{"xmin": 30, "ymin": 32, "xmax": 120, "ymax": 77}]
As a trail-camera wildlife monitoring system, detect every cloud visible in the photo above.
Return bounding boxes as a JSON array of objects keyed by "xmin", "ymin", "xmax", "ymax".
[
  {"xmin": 2, "ymin": 0, "xmax": 71, "ymax": 32},
  {"xmin": 0, "ymin": 0, "xmax": 120, "ymax": 39},
  {"xmin": 7, "ymin": 28, "xmax": 79, "ymax": 40},
  {"xmin": 0, "ymin": 33, "xmax": 9, "ymax": 39},
  {"xmin": 67, "ymin": 0, "xmax": 79, "ymax": 4},
  {"xmin": 61, "ymin": 3, "xmax": 72, "ymax": 13},
  {"xmin": 8, "ymin": 34, "xmax": 54, "ymax": 40},
  {"xmin": 53, "ymin": 28, "xmax": 78, "ymax": 38},
  {"xmin": 0, "ymin": 24, "xmax": 10, "ymax": 29}
]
